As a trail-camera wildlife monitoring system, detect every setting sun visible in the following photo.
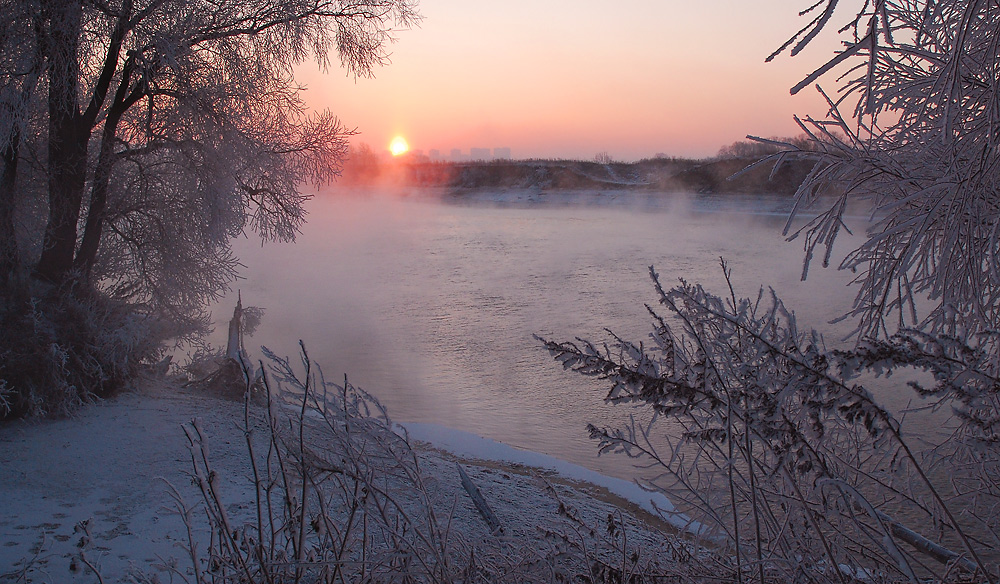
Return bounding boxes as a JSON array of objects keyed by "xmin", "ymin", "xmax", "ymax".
[{"xmin": 389, "ymin": 136, "xmax": 409, "ymax": 156}]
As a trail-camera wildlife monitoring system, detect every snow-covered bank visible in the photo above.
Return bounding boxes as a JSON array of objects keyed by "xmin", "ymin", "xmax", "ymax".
[
  {"xmin": 0, "ymin": 380, "xmax": 253, "ymax": 583},
  {"xmin": 0, "ymin": 379, "xmax": 700, "ymax": 583},
  {"xmin": 402, "ymin": 422, "xmax": 696, "ymax": 532}
]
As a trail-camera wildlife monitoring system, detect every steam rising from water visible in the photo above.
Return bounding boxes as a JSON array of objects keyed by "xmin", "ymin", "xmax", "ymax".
[{"xmin": 211, "ymin": 187, "xmax": 863, "ymax": 480}]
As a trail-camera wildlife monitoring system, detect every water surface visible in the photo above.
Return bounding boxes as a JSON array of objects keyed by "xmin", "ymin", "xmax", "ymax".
[{"xmin": 212, "ymin": 188, "xmax": 866, "ymax": 481}]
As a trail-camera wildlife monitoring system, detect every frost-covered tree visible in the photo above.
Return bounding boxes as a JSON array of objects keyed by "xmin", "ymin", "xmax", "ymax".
[
  {"xmin": 544, "ymin": 1, "xmax": 1000, "ymax": 581},
  {"xmin": 0, "ymin": 0, "xmax": 419, "ymax": 417},
  {"xmin": 767, "ymin": 0, "xmax": 1000, "ymax": 340},
  {"xmin": 0, "ymin": 0, "xmax": 43, "ymax": 287},
  {"xmin": 21, "ymin": 0, "xmax": 416, "ymax": 289}
]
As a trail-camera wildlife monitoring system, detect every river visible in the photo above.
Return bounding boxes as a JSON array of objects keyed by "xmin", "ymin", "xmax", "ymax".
[{"xmin": 211, "ymin": 187, "xmax": 868, "ymax": 482}]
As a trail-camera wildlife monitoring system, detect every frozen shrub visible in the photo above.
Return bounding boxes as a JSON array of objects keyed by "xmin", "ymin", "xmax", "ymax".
[
  {"xmin": 0, "ymin": 284, "xmax": 161, "ymax": 419},
  {"xmin": 158, "ymin": 343, "xmax": 475, "ymax": 583},
  {"xmin": 538, "ymin": 3, "xmax": 1000, "ymax": 581},
  {"xmin": 541, "ymin": 263, "xmax": 996, "ymax": 582},
  {"xmin": 154, "ymin": 344, "xmax": 713, "ymax": 584}
]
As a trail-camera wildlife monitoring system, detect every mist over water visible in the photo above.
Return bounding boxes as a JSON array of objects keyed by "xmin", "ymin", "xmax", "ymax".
[{"xmin": 212, "ymin": 187, "xmax": 867, "ymax": 481}]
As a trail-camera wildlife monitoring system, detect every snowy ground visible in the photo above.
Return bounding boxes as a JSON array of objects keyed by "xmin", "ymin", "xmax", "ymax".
[{"xmin": 0, "ymin": 377, "xmax": 707, "ymax": 583}]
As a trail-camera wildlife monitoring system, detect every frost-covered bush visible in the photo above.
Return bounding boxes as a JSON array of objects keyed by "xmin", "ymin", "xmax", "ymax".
[
  {"xmin": 763, "ymin": 1, "xmax": 1000, "ymax": 341},
  {"xmin": 541, "ymin": 264, "xmax": 996, "ymax": 581},
  {"xmin": 541, "ymin": 2, "xmax": 1000, "ymax": 581},
  {"xmin": 160, "ymin": 344, "xmax": 475, "ymax": 583},
  {"xmin": 156, "ymin": 345, "xmax": 712, "ymax": 584},
  {"xmin": 0, "ymin": 282, "xmax": 161, "ymax": 419}
]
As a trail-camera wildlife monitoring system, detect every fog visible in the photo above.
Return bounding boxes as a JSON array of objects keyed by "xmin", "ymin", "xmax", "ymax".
[{"xmin": 210, "ymin": 187, "xmax": 867, "ymax": 481}]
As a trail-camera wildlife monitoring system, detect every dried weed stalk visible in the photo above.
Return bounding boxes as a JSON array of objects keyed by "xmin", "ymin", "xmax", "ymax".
[{"xmin": 155, "ymin": 343, "xmax": 470, "ymax": 583}]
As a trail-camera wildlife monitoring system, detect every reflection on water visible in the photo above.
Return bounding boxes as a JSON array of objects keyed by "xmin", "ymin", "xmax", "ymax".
[{"xmin": 211, "ymin": 188, "xmax": 884, "ymax": 481}]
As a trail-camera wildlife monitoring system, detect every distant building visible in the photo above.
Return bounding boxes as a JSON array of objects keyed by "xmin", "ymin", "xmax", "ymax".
[
  {"xmin": 493, "ymin": 147, "xmax": 511, "ymax": 160},
  {"xmin": 429, "ymin": 149, "xmax": 442, "ymax": 161},
  {"xmin": 470, "ymin": 147, "xmax": 491, "ymax": 161},
  {"xmin": 450, "ymin": 148, "xmax": 463, "ymax": 162}
]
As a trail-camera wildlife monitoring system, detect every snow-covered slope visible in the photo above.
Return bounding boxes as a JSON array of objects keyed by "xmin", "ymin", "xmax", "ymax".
[{"xmin": 1, "ymin": 379, "xmax": 699, "ymax": 583}]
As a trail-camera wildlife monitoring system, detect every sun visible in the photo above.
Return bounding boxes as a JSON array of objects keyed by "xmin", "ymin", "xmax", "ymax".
[{"xmin": 389, "ymin": 136, "xmax": 409, "ymax": 156}]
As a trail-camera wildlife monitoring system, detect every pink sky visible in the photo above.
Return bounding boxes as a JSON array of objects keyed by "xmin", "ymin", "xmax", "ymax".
[{"xmin": 297, "ymin": 1, "xmax": 846, "ymax": 161}]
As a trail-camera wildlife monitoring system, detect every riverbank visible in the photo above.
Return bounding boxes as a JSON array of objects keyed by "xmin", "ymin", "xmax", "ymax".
[{"xmin": 0, "ymin": 375, "xmax": 709, "ymax": 583}]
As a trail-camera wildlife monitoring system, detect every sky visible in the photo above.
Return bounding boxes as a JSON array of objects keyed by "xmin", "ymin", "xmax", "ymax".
[{"xmin": 296, "ymin": 1, "xmax": 847, "ymax": 161}]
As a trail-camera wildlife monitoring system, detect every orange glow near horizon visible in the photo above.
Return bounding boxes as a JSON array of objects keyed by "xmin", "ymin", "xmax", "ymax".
[
  {"xmin": 295, "ymin": 1, "xmax": 845, "ymax": 161},
  {"xmin": 389, "ymin": 136, "xmax": 410, "ymax": 156}
]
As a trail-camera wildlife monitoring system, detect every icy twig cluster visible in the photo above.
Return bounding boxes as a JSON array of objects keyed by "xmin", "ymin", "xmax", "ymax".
[{"xmin": 541, "ymin": 262, "xmax": 996, "ymax": 583}]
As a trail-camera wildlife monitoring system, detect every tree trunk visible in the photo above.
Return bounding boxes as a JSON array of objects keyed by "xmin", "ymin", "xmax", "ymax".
[
  {"xmin": 74, "ymin": 107, "xmax": 121, "ymax": 278},
  {"xmin": 35, "ymin": 0, "xmax": 88, "ymax": 285},
  {"xmin": 0, "ymin": 130, "xmax": 20, "ymax": 285},
  {"xmin": 226, "ymin": 295, "xmax": 243, "ymax": 361},
  {"xmin": 35, "ymin": 123, "xmax": 89, "ymax": 284},
  {"xmin": 75, "ymin": 56, "xmax": 143, "ymax": 278}
]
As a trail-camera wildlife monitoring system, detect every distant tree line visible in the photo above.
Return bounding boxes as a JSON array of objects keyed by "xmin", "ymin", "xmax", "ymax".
[
  {"xmin": 716, "ymin": 135, "xmax": 817, "ymax": 159},
  {"xmin": 340, "ymin": 143, "xmax": 385, "ymax": 184}
]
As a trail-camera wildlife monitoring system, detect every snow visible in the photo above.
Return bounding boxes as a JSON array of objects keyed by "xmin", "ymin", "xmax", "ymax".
[
  {"xmin": 0, "ymin": 379, "xmax": 698, "ymax": 583},
  {"xmin": 0, "ymin": 381, "xmax": 253, "ymax": 582}
]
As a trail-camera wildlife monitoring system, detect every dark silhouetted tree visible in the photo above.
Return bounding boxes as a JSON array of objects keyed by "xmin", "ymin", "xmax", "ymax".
[{"xmin": 0, "ymin": 0, "xmax": 419, "ymax": 417}]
